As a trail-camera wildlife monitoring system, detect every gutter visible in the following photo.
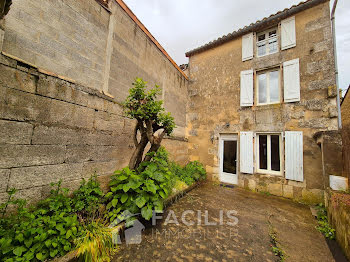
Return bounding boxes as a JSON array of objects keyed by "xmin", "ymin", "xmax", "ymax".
[{"xmin": 331, "ymin": 0, "xmax": 342, "ymax": 129}]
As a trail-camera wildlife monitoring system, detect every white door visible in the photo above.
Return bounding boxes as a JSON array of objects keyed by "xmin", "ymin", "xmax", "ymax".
[{"xmin": 219, "ymin": 134, "xmax": 238, "ymax": 184}]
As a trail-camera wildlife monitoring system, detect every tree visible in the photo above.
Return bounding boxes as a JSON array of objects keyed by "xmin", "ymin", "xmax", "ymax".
[
  {"xmin": 0, "ymin": 0, "xmax": 12, "ymax": 20},
  {"xmin": 124, "ymin": 78, "xmax": 175, "ymax": 170}
]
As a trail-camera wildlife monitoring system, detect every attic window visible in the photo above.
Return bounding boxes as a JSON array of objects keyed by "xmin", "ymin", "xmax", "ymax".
[{"xmin": 257, "ymin": 28, "xmax": 278, "ymax": 57}]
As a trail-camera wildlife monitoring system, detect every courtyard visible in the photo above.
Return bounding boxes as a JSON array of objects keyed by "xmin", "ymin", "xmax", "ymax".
[{"xmin": 116, "ymin": 183, "xmax": 341, "ymax": 262}]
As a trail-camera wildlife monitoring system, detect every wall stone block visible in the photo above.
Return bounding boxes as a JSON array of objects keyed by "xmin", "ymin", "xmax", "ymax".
[
  {"xmin": 0, "ymin": 120, "xmax": 33, "ymax": 144},
  {"xmin": 0, "ymin": 145, "xmax": 66, "ymax": 169}
]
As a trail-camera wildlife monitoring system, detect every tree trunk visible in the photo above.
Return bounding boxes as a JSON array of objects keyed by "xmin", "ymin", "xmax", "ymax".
[{"xmin": 128, "ymin": 121, "xmax": 166, "ymax": 170}]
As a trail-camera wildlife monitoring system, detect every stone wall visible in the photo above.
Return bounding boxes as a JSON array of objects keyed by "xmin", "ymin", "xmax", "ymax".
[
  {"xmin": 186, "ymin": 1, "xmax": 337, "ymax": 203},
  {"xmin": 2, "ymin": 0, "xmax": 109, "ymax": 91},
  {"xmin": 0, "ymin": 53, "xmax": 188, "ymax": 203},
  {"xmin": 0, "ymin": 0, "xmax": 189, "ymax": 203},
  {"xmin": 341, "ymin": 91, "xmax": 350, "ymax": 186},
  {"xmin": 325, "ymin": 190, "xmax": 350, "ymax": 260},
  {"xmin": 1, "ymin": 0, "xmax": 188, "ymax": 137}
]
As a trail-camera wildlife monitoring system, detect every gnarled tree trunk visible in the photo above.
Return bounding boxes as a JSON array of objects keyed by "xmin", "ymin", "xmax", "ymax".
[
  {"xmin": 0, "ymin": 0, "xmax": 12, "ymax": 20},
  {"xmin": 128, "ymin": 119, "xmax": 166, "ymax": 170}
]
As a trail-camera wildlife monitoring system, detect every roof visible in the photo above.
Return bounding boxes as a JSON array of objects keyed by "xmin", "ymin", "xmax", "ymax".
[
  {"xmin": 114, "ymin": 0, "xmax": 188, "ymax": 80},
  {"xmin": 341, "ymin": 85, "xmax": 350, "ymax": 106},
  {"xmin": 185, "ymin": 0, "xmax": 328, "ymax": 57}
]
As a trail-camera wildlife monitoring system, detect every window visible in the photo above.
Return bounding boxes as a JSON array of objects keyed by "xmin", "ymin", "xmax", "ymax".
[
  {"xmin": 257, "ymin": 28, "xmax": 278, "ymax": 57},
  {"xmin": 257, "ymin": 134, "xmax": 282, "ymax": 175},
  {"xmin": 257, "ymin": 69, "xmax": 280, "ymax": 105}
]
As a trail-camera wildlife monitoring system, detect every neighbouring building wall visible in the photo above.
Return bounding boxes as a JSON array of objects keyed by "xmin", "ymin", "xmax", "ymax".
[
  {"xmin": 187, "ymin": 0, "xmax": 338, "ymax": 203},
  {"xmin": 341, "ymin": 90, "xmax": 350, "ymax": 185},
  {"xmin": 0, "ymin": 0, "xmax": 188, "ymax": 203},
  {"xmin": 325, "ymin": 190, "xmax": 350, "ymax": 260}
]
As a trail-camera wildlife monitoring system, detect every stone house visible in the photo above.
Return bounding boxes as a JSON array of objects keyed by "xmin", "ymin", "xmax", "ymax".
[{"xmin": 185, "ymin": 0, "xmax": 341, "ymax": 203}]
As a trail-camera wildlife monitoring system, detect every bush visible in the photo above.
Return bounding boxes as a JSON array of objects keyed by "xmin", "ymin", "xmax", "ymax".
[
  {"xmin": 105, "ymin": 147, "xmax": 176, "ymax": 222},
  {"xmin": 0, "ymin": 177, "xmax": 107, "ymax": 262},
  {"xmin": 0, "ymin": 182, "xmax": 83, "ymax": 262},
  {"xmin": 171, "ymin": 161, "xmax": 206, "ymax": 186},
  {"xmin": 72, "ymin": 176, "xmax": 104, "ymax": 217}
]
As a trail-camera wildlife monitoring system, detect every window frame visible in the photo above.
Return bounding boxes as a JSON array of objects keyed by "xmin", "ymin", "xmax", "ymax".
[
  {"xmin": 256, "ymin": 27, "xmax": 279, "ymax": 57},
  {"xmin": 256, "ymin": 68, "xmax": 281, "ymax": 106},
  {"xmin": 256, "ymin": 133, "xmax": 283, "ymax": 176}
]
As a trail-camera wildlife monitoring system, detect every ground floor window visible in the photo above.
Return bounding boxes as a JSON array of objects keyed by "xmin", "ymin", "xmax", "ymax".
[{"xmin": 257, "ymin": 134, "xmax": 282, "ymax": 175}]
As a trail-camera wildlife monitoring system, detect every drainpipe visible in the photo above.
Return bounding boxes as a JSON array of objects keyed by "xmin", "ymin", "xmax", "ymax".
[{"xmin": 331, "ymin": 0, "xmax": 342, "ymax": 129}]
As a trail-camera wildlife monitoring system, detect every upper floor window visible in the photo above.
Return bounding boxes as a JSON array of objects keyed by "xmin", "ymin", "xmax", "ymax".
[
  {"xmin": 257, "ymin": 28, "xmax": 278, "ymax": 57},
  {"xmin": 257, "ymin": 69, "xmax": 280, "ymax": 105}
]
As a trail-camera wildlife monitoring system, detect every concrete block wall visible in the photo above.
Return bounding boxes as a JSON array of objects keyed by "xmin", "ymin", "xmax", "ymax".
[
  {"xmin": 0, "ymin": 53, "xmax": 188, "ymax": 204},
  {"xmin": 2, "ymin": 0, "xmax": 109, "ymax": 91},
  {"xmin": 108, "ymin": 1, "xmax": 188, "ymax": 136}
]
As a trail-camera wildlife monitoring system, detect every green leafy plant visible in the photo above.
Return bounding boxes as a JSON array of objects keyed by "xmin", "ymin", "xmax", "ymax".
[
  {"xmin": 0, "ymin": 182, "xmax": 82, "ymax": 262},
  {"xmin": 72, "ymin": 175, "xmax": 104, "ymax": 217},
  {"xmin": 170, "ymin": 161, "xmax": 206, "ymax": 186},
  {"xmin": 268, "ymin": 221, "xmax": 286, "ymax": 262},
  {"xmin": 0, "ymin": 177, "xmax": 107, "ymax": 262},
  {"xmin": 315, "ymin": 203, "xmax": 335, "ymax": 239},
  {"xmin": 74, "ymin": 219, "xmax": 117, "ymax": 262},
  {"xmin": 105, "ymin": 147, "xmax": 175, "ymax": 221}
]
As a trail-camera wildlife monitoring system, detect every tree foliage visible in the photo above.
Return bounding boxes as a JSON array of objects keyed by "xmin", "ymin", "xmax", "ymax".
[{"xmin": 123, "ymin": 78, "xmax": 175, "ymax": 170}]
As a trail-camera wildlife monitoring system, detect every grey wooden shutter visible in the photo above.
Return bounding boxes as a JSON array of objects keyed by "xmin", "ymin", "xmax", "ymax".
[
  {"xmin": 281, "ymin": 16, "xmax": 296, "ymax": 50},
  {"xmin": 283, "ymin": 58, "xmax": 300, "ymax": 102},
  {"xmin": 285, "ymin": 131, "xmax": 303, "ymax": 182},
  {"xmin": 240, "ymin": 132, "xmax": 254, "ymax": 174},
  {"xmin": 242, "ymin": 33, "xmax": 253, "ymax": 61},
  {"xmin": 240, "ymin": 69, "xmax": 253, "ymax": 106}
]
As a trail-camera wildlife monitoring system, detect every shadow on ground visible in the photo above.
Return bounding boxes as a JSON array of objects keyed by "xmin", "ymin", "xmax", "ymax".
[{"xmin": 114, "ymin": 182, "xmax": 346, "ymax": 262}]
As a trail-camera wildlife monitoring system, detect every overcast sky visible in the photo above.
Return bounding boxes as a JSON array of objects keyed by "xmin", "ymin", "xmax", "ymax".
[{"xmin": 123, "ymin": 0, "xmax": 350, "ymax": 93}]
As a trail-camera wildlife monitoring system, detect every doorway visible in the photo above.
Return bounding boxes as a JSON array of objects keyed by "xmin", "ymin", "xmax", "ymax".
[{"xmin": 219, "ymin": 134, "xmax": 238, "ymax": 184}]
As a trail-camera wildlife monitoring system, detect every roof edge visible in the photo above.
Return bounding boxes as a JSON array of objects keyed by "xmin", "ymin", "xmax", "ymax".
[
  {"xmin": 186, "ymin": 0, "xmax": 328, "ymax": 57},
  {"xmin": 114, "ymin": 0, "xmax": 188, "ymax": 80}
]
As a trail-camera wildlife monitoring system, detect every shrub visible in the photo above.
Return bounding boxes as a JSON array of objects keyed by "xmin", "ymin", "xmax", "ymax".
[
  {"xmin": 0, "ymin": 178, "xmax": 107, "ymax": 262},
  {"xmin": 72, "ymin": 176, "xmax": 104, "ymax": 217},
  {"xmin": 171, "ymin": 161, "xmax": 206, "ymax": 186},
  {"xmin": 105, "ymin": 147, "xmax": 175, "ymax": 221},
  {"xmin": 74, "ymin": 219, "xmax": 117, "ymax": 262},
  {"xmin": 0, "ymin": 182, "xmax": 82, "ymax": 262}
]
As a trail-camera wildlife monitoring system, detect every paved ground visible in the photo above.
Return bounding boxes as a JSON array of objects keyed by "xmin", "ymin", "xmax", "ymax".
[{"xmin": 114, "ymin": 182, "xmax": 340, "ymax": 262}]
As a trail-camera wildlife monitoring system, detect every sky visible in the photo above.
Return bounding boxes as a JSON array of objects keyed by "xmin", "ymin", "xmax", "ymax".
[{"xmin": 123, "ymin": 0, "xmax": 350, "ymax": 94}]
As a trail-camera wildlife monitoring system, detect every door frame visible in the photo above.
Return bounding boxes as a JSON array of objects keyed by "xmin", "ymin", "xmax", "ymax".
[{"xmin": 219, "ymin": 134, "xmax": 239, "ymax": 185}]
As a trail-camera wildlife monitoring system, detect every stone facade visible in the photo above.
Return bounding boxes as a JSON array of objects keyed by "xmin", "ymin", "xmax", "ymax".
[
  {"xmin": 0, "ymin": 0, "xmax": 188, "ymax": 203},
  {"xmin": 186, "ymin": 0, "xmax": 338, "ymax": 203},
  {"xmin": 341, "ymin": 90, "xmax": 350, "ymax": 185}
]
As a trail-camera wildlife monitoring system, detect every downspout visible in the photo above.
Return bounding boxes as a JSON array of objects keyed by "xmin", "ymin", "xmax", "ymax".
[{"xmin": 331, "ymin": 0, "xmax": 342, "ymax": 129}]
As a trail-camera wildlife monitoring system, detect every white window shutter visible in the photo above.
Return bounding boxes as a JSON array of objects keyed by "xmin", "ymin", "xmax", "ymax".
[
  {"xmin": 281, "ymin": 16, "xmax": 296, "ymax": 50},
  {"xmin": 285, "ymin": 131, "xmax": 303, "ymax": 182},
  {"xmin": 283, "ymin": 58, "xmax": 300, "ymax": 102},
  {"xmin": 242, "ymin": 33, "xmax": 253, "ymax": 61},
  {"xmin": 240, "ymin": 69, "xmax": 253, "ymax": 106},
  {"xmin": 240, "ymin": 132, "xmax": 254, "ymax": 174}
]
